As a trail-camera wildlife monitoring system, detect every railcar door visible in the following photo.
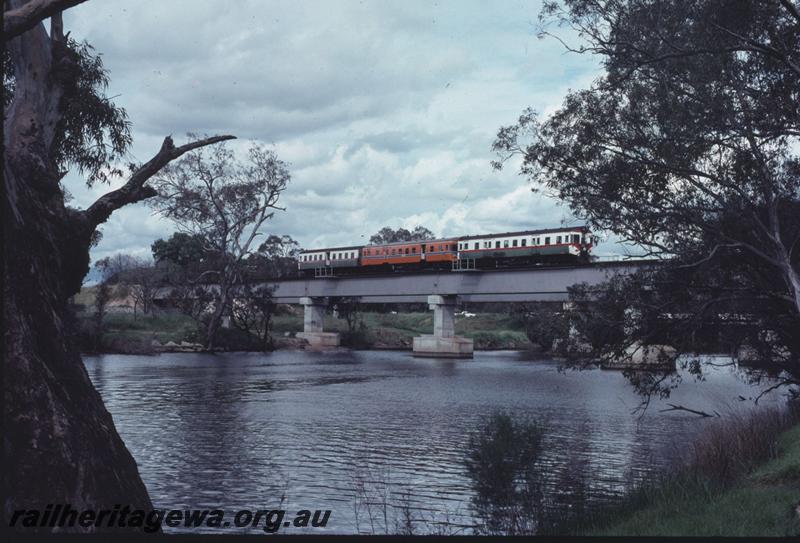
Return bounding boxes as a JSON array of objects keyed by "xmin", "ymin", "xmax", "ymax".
[{"xmin": 421, "ymin": 243, "xmax": 426, "ymax": 261}]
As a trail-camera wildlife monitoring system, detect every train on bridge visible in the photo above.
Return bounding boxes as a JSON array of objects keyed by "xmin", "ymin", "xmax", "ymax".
[{"xmin": 297, "ymin": 226, "xmax": 597, "ymax": 277}]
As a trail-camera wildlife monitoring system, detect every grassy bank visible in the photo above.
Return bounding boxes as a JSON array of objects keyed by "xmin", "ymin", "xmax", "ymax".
[
  {"xmin": 579, "ymin": 406, "xmax": 800, "ymax": 537},
  {"xmin": 272, "ymin": 311, "xmax": 531, "ymax": 350},
  {"xmin": 73, "ymin": 291, "xmax": 533, "ymax": 352}
]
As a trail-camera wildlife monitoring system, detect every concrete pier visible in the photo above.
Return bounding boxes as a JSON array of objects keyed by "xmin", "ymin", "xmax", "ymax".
[
  {"xmin": 413, "ymin": 295, "xmax": 473, "ymax": 358},
  {"xmin": 296, "ymin": 296, "xmax": 340, "ymax": 348}
]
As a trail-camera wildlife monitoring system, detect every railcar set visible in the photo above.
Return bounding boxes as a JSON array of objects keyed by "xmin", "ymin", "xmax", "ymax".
[{"xmin": 297, "ymin": 226, "xmax": 597, "ymax": 277}]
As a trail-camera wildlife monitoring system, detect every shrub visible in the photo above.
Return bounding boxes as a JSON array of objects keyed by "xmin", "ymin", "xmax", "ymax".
[{"xmin": 465, "ymin": 412, "xmax": 548, "ymax": 535}]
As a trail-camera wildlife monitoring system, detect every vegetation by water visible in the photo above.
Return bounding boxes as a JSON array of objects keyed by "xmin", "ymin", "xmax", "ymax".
[
  {"xmin": 457, "ymin": 403, "xmax": 800, "ymax": 537},
  {"xmin": 71, "ymin": 286, "xmax": 533, "ymax": 353},
  {"xmin": 579, "ymin": 407, "xmax": 800, "ymax": 537}
]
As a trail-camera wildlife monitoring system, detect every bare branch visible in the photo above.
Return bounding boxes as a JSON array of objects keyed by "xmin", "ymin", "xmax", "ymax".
[
  {"xmin": 84, "ymin": 134, "xmax": 236, "ymax": 228},
  {"xmin": 753, "ymin": 380, "xmax": 795, "ymax": 405},
  {"xmin": 659, "ymin": 404, "xmax": 719, "ymax": 418},
  {"xmin": 3, "ymin": 0, "xmax": 87, "ymax": 42}
]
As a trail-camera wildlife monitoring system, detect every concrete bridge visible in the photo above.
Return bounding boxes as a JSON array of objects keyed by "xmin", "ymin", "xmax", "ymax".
[{"xmin": 261, "ymin": 261, "xmax": 653, "ymax": 357}]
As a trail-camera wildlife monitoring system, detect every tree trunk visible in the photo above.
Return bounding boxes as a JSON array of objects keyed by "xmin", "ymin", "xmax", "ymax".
[
  {"xmin": 3, "ymin": 4, "xmax": 234, "ymax": 527},
  {"xmin": 205, "ymin": 285, "xmax": 231, "ymax": 350},
  {"xmin": 3, "ymin": 166, "xmax": 155, "ymax": 528},
  {"xmin": 3, "ymin": 3, "xmax": 153, "ymax": 528},
  {"xmin": 205, "ymin": 266, "xmax": 236, "ymax": 350},
  {"xmin": 779, "ymin": 253, "xmax": 800, "ymax": 329}
]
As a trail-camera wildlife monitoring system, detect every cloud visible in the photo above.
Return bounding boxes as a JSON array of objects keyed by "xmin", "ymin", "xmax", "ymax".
[{"xmin": 56, "ymin": 0, "xmax": 630, "ymax": 266}]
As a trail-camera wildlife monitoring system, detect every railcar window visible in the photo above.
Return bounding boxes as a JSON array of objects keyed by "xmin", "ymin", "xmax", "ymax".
[
  {"xmin": 556, "ymin": 236, "xmax": 562, "ymax": 244},
  {"xmin": 495, "ymin": 241, "xmax": 501, "ymax": 248},
  {"xmin": 573, "ymin": 234, "xmax": 579, "ymax": 243},
  {"xmin": 545, "ymin": 237, "xmax": 550, "ymax": 245},
  {"xmin": 521, "ymin": 239, "xmax": 527, "ymax": 247},
  {"xmin": 503, "ymin": 240, "xmax": 509, "ymax": 248},
  {"xmin": 474, "ymin": 242, "xmax": 479, "ymax": 250},
  {"xmin": 512, "ymin": 239, "xmax": 518, "ymax": 247},
  {"xmin": 411, "ymin": 247, "xmax": 416, "ymax": 253}
]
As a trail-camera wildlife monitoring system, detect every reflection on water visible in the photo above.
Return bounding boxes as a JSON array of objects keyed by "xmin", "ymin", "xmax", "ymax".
[{"xmin": 83, "ymin": 350, "xmax": 782, "ymax": 534}]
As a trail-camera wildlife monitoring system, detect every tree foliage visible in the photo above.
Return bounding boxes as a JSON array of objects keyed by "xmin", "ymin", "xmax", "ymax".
[
  {"xmin": 465, "ymin": 412, "xmax": 547, "ymax": 535},
  {"xmin": 148, "ymin": 138, "xmax": 290, "ymax": 348},
  {"xmin": 369, "ymin": 225, "xmax": 436, "ymax": 245},
  {"xmin": 5, "ymin": 36, "xmax": 131, "ymax": 184},
  {"xmin": 495, "ymin": 0, "xmax": 800, "ymax": 391},
  {"xmin": 229, "ymin": 284, "xmax": 276, "ymax": 351},
  {"xmin": 151, "ymin": 232, "xmax": 211, "ymax": 267},
  {"xmin": 247, "ymin": 234, "xmax": 301, "ymax": 278}
]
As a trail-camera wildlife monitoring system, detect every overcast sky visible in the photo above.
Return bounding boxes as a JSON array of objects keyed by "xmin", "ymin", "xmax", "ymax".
[{"xmin": 62, "ymin": 0, "xmax": 628, "ymax": 264}]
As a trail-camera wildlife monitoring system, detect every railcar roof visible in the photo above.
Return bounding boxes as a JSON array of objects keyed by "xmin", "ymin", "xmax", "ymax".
[
  {"xmin": 366, "ymin": 237, "xmax": 458, "ymax": 248},
  {"xmin": 458, "ymin": 226, "xmax": 589, "ymax": 241},
  {"xmin": 298, "ymin": 226, "xmax": 589, "ymax": 253},
  {"xmin": 298, "ymin": 245, "xmax": 362, "ymax": 254}
]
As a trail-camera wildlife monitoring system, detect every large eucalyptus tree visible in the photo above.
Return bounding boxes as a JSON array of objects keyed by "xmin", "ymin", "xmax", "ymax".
[
  {"xmin": 494, "ymin": 0, "xmax": 800, "ymax": 390},
  {"xmin": 4, "ymin": 0, "xmax": 233, "ymax": 525}
]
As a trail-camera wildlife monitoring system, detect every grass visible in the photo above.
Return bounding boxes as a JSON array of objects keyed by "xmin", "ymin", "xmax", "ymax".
[
  {"xmin": 74, "ymin": 282, "xmax": 534, "ymax": 351},
  {"xmin": 582, "ymin": 408, "xmax": 800, "ymax": 537},
  {"xmin": 98, "ymin": 312, "xmax": 199, "ymax": 345},
  {"xmin": 271, "ymin": 310, "xmax": 532, "ymax": 350}
]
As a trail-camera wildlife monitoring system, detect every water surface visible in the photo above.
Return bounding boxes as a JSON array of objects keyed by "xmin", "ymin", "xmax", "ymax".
[{"xmin": 83, "ymin": 350, "xmax": 782, "ymax": 534}]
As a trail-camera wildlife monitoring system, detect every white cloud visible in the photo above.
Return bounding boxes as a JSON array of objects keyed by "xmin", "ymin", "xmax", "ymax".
[{"xmin": 55, "ymin": 0, "xmax": 632, "ymax": 265}]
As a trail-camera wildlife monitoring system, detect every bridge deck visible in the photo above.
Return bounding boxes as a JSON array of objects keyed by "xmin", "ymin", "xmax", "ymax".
[{"xmin": 260, "ymin": 261, "xmax": 651, "ymax": 303}]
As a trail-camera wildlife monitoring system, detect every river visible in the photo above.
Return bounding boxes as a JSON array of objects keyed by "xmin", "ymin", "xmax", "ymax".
[{"xmin": 83, "ymin": 349, "xmax": 783, "ymax": 534}]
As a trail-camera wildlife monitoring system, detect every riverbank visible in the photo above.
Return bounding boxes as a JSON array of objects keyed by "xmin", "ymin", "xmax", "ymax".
[
  {"xmin": 74, "ymin": 306, "xmax": 534, "ymax": 354},
  {"xmin": 577, "ymin": 405, "xmax": 800, "ymax": 537}
]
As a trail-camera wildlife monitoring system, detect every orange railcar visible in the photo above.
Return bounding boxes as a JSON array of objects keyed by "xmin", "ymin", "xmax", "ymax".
[{"xmin": 361, "ymin": 239, "xmax": 458, "ymax": 267}]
